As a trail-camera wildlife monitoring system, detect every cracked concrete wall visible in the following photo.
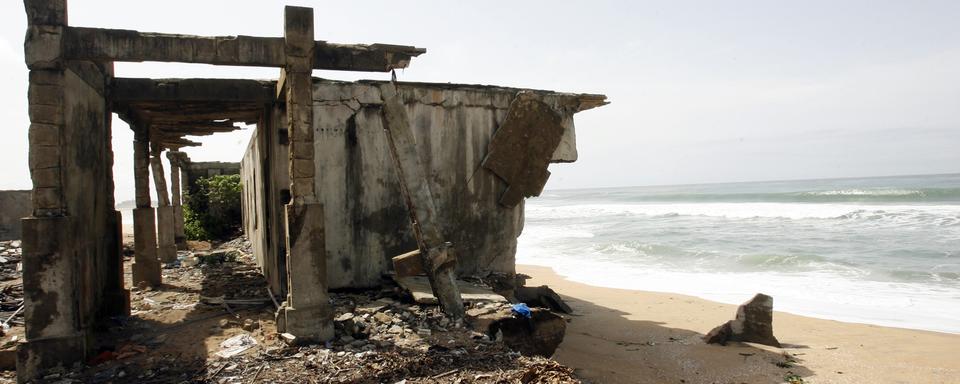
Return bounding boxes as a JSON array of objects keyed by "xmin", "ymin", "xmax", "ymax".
[
  {"xmin": 312, "ymin": 80, "xmax": 525, "ymax": 288},
  {"xmin": 0, "ymin": 191, "xmax": 31, "ymax": 241},
  {"xmin": 243, "ymin": 79, "xmax": 590, "ymax": 290}
]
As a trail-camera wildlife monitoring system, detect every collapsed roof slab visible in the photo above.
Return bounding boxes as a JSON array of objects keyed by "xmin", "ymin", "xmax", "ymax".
[{"xmin": 111, "ymin": 78, "xmax": 280, "ymax": 147}]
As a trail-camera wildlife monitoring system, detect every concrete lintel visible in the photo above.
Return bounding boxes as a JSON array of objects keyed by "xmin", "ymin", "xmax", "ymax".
[
  {"xmin": 111, "ymin": 78, "xmax": 276, "ymax": 103},
  {"xmin": 62, "ymin": 26, "xmax": 424, "ymax": 72}
]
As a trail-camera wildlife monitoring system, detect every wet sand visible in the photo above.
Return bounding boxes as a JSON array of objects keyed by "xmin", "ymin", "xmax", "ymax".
[{"xmin": 519, "ymin": 264, "xmax": 960, "ymax": 384}]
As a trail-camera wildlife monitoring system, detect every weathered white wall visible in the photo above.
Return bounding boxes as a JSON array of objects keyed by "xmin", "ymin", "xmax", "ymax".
[
  {"xmin": 242, "ymin": 79, "xmax": 594, "ymax": 290},
  {"xmin": 314, "ymin": 80, "xmax": 596, "ymax": 288},
  {"xmin": 241, "ymin": 105, "xmax": 288, "ymax": 294}
]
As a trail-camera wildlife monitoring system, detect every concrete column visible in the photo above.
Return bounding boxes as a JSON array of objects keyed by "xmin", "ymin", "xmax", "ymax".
[
  {"xmin": 167, "ymin": 151, "xmax": 187, "ymax": 249},
  {"xmin": 278, "ymin": 5, "xmax": 333, "ymax": 343},
  {"xmin": 19, "ymin": 1, "xmax": 96, "ymax": 378},
  {"xmin": 131, "ymin": 132, "xmax": 161, "ymax": 286},
  {"xmin": 151, "ymin": 144, "xmax": 177, "ymax": 263}
]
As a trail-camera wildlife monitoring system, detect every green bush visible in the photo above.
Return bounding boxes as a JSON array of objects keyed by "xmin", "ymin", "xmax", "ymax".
[{"xmin": 183, "ymin": 174, "xmax": 242, "ymax": 240}]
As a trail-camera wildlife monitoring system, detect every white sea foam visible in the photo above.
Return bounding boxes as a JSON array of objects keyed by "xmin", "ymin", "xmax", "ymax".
[
  {"xmin": 803, "ymin": 189, "xmax": 926, "ymax": 197},
  {"xmin": 519, "ymin": 178, "xmax": 960, "ymax": 334},
  {"xmin": 527, "ymin": 202, "xmax": 960, "ymax": 221},
  {"xmin": 517, "ymin": 248, "xmax": 960, "ymax": 334}
]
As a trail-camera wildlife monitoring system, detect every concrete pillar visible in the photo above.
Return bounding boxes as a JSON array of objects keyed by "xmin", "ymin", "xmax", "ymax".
[
  {"xmin": 18, "ymin": 1, "xmax": 82, "ymax": 378},
  {"xmin": 151, "ymin": 144, "xmax": 177, "ymax": 263},
  {"xmin": 19, "ymin": 1, "xmax": 124, "ymax": 378},
  {"xmin": 277, "ymin": 5, "xmax": 333, "ymax": 343},
  {"xmin": 131, "ymin": 132, "xmax": 161, "ymax": 286},
  {"xmin": 18, "ymin": 216, "xmax": 88, "ymax": 379},
  {"xmin": 167, "ymin": 151, "xmax": 187, "ymax": 249}
]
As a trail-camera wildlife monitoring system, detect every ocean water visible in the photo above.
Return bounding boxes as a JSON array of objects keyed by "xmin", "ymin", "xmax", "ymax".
[{"xmin": 517, "ymin": 173, "xmax": 960, "ymax": 334}]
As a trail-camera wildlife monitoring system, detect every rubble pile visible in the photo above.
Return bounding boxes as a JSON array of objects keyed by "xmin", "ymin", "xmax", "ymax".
[
  {"xmin": 0, "ymin": 241, "xmax": 22, "ymax": 282},
  {"xmin": 9, "ymin": 237, "xmax": 579, "ymax": 383}
]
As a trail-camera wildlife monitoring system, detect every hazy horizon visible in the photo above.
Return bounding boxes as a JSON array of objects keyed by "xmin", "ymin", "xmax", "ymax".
[{"xmin": 2, "ymin": 0, "xmax": 959, "ymax": 202}]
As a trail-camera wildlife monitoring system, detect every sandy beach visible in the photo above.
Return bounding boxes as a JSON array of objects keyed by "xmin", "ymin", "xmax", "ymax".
[{"xmin": 518, "ymin": 264, "xmax": 960, "ymax": 384}]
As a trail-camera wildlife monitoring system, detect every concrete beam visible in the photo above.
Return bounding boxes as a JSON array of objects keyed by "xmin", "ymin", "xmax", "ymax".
[
  {"xmin": 379, "ymin": 82, "xmax": 465, "ymax": 318},
  {"xmin": 111, "ymin": 78, "xmax": 276, "ymax": 103},
  {"xmin": 62, "ymin": 26, "xmax": 425, "ymax": 71}
]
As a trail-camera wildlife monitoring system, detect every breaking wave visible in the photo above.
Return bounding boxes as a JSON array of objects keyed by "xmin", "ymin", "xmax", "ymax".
[{"xmin": 517, "ymin": 174, "xmax": 960, "ymax": 334}]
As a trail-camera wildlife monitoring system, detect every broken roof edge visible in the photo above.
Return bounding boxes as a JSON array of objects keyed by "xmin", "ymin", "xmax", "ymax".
[
  {"xmin": 110, "ymin": 76, "xmax": 608, "ymax": 113},
  {"xmin": 316, "ymin": 77, "xmax": 609, "ymax": 113}
]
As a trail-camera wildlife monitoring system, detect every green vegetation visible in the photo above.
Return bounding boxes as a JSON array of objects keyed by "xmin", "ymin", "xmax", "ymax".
[
  {"xmin": 784, "ymin": 372, "xmax": 805, "ymax": 384},
  {"xmin": 183, "ymin": 174, "xmax": 242, "ymax": 240}
]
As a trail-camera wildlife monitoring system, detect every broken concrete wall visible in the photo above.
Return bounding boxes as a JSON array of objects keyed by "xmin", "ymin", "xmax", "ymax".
[
  {"xmin": 241, "ymin": 79, "xmax": 602, "ymax": 291},
  {"xmin": 309, "ymin": 80, "xmax": 522, "ymax": 288},
  {"xmin": 0, "ymin": 191, "xmax": 31, "ymax": 240},
  {"xmin": 288, "ymin": 79, "xmax": 591, "ymax": 289}
]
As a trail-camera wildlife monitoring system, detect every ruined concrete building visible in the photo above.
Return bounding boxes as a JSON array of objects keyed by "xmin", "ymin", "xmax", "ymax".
[{"xmin": 18, "ymin": 0, "xmax": 605, "ymax": 380}]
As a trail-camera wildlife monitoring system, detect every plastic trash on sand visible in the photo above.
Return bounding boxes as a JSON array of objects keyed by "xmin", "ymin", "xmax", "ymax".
[
  {"xmin": 511, "ymin": 303, "xmax": 532, "ymax": 319},
  {"xmin": 216, "ymin": 333, "xmax": 258, "ymax": 358}
]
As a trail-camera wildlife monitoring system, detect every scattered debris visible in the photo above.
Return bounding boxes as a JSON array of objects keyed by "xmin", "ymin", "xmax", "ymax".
[
  {"xmin": 0, "ymin": 241, "xmax": 22, "ymax": 282},
  {"xmin": 2, "ymin": 236, "xmax": 581, "ymax": 382},
  {"xmin": 704, "ymin": 293, "xmax": 781, "ymax": 347},
  {"xmin": 216, "ymin": 333, "xmax": 258, "ymax": 358}
]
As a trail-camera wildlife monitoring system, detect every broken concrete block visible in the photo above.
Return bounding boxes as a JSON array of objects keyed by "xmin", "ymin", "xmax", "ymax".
[
  {"xmin": 704, "ymin": 293, "xmax": 781, "ymax": 347},
  {"xmin": 515, "ymin": 285, "xmax": 573, "ymax": 314},
  {"xmin": 482, "ymin": 91, "xmax": 565, "ymax": 207},
  {"xmin": 468, "ymin": 306, "xmax": 566, "ymax": 357},
  {"xmin": 392, "ymin": 249, "xmax": 425, "ymax": 277}
]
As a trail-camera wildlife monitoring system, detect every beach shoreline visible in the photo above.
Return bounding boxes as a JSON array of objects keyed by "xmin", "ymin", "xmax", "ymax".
[{"xmin": 518, "ymin": 264, "xmax": 960, "ymax": 384}]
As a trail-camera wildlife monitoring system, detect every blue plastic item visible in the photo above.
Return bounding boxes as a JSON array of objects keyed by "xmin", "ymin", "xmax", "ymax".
[{"xmin": 511, "ymin": 303, "xmax": 532, "ymax": 319}]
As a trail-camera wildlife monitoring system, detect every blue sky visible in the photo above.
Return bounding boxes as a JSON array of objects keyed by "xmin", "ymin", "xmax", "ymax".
[{"xmin": 1, "ymin": 0, "xmax": 958, "ymax": 201}]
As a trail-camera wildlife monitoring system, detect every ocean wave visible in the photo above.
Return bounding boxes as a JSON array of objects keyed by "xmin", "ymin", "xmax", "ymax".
[
  {"xmin": 803, "ymin": 189, "xmax": 926, "ymax": 197},
  {"xmin": 526, "ymin": 202, "xmax": 960, "ymax": 223},
  {"xmin": 546, "ymin": 186, "xmax": 960, "ymax": 204}
]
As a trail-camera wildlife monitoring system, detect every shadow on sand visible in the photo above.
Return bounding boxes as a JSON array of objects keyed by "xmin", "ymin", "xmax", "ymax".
[{"xmin": 549, "ymin": 291, "xmax": 814, "ymax": 384}]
